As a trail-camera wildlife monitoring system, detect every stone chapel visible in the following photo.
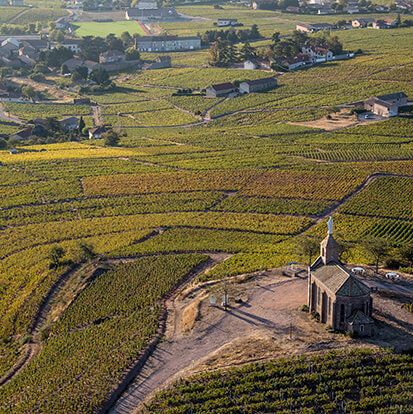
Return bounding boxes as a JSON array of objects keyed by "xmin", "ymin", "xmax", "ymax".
[{"xmin": 307, "ymin": 217, "xmax": 375, "ymax": 337}]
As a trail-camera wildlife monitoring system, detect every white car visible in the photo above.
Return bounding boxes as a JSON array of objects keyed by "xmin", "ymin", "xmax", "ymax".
[{"xmin": 385, "ymin": 272, "xmax": 400, "ymax": 281}]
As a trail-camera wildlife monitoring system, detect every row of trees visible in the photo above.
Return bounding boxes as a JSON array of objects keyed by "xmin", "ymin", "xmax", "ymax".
[
  {"xmin": 209, "ymin": 41, "xmax": 258, "ymax": 67},
  {"xmin": 200, "ymin": 25, "xmax": 262, "ymax": 46},
  {"xmin": 297, "ymin": 236, "xmax": 413, "ymax": 274}
]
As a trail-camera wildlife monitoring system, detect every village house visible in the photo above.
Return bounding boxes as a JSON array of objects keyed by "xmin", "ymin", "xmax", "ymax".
[
  {"xmin": 135, "ymin": 35, "xmax": 201, "ymax": 52},
  {"xmin": 308, "ymin": 217, "xmax": 374, "ymax": 337},
  {"xmin": 59, "ymin": 116, "xmax": 79, "ymax": 131},
  {"xmin": 125, "ymin": 6, "xmax": 178, "ymax": 21},
  {"xmin": 244, "ymin": 59, "xmax": 258, "ymax": 70},
  {"xmin": 205, "ymin": 82, "xmax": 236, "ymax": 98},
  {"xmin": 143, "ymin": 55, "xmax": 172, "ymax": 70},
  {"xmin": 88, "ymin": 126, "xmax": 107, "ymax": 139},
  {"xmin": 62, "ymin": 57, "xmax": 99, "ymax": 74},
  {"xmin": 251, "ymin": 0, "xmax": 275, "ymax": 10},
  {"xmin": 296, "ymin": 23, "xmax": 334, "ymax": 33},
  {"xmin": 136, "ymin": 0, "xmax": 158, "ymax": 9},
  {"xmin": 281, "ymin": 53, "xmax": 311, "ymax": 71},
  {"xmin": 51, "ymin": 39, "xmax": 82, "ymax": 54},
  {"xmin": 302, "ymin": 45, "xmax": 334, "ymax": 62},
  {"xmin": 10, "ymin": 126, "xmax": 33, "ymax": 141},
  {"xmin": 216, "ymin": 18, "xmax": 239, "ymax": 27},
  {"xmin": 352, "ymin": 18, "xmax": 375, "ymax": 28},
  {"xmin": 99, "ymin": 50, "xmax": 125, "ymax": 64},
  {"xmin": 239, "ymin": 77, "xmax": 277, "ymax": 94},
  {"xmin": 364, "ymin": 92, "xmax": 408, "ymax": 117}
]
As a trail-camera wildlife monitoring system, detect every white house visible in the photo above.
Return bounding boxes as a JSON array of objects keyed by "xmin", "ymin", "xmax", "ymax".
[
  {"xmin": 244, "ymin": 60, "xmax": 258, "ymax": 70},
  {"xmin": 302, "ymin": 46, "xmax": 333, "ymax": 61},
  {"xmin": 136, "ymin": 0, "xmax": 158, "ymax": 9},
  {"xmin": 217, "ymin": 18, "xmax": 238, "ymax": 27}
]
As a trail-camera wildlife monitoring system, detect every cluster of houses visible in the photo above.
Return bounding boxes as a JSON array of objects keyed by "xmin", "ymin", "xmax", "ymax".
[
  {"xmin": 0, "ymin": 36, "xmax": 81, "ymax": 69},
  {"xmin": 296, "ymin": 16, "xmax": 400, "ymax": 33},
  {"xmin": 125, "ymin": 0, "xmax": 179, "ymax": 22},
  {"xmin": 0, "ymin": 35, "xmax": 153, "ymax": 73},
  {"xmin": 252, "ymin": 0, "xmax": 407, "ymax": 15},
  {"xmin": 363, "ymin": 92, "xmax": 409, "ymax": 118},
  {"xmin": 279, "ymin": 45, "xmax": 354, "ymax": 71},
  {"xmin": 205, "ymin": 77, "xmax": 277, "ymax": 98}
]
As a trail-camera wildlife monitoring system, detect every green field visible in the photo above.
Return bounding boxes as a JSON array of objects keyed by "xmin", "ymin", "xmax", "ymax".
[{"xmin": 73, "ymin": 20, "xmax": 145, "ymax": 38}]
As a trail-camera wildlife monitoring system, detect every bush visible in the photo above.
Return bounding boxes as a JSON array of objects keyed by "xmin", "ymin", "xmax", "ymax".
[
  {"xmin": 400, "ymin": 267, "xmax": 413, "ymax": 274},
  {"xmin": 301, "ymin": 304, "xmax": 309, "ymax": 312},
  {"xmin": 385, "ymin": 258, "xmax": 400, "ymax": 269},
  {"xmin": 29, "ymin": 72, "xmax": 46, "ymax": 82}
]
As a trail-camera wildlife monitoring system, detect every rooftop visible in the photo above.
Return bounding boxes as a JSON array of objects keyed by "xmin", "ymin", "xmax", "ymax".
[
  {"xmin": 209, "ymin": 82, "xmax": 235, "ymax": 91},
  {"xmin": 312, "ymin": 264, "xmax": 371, "ymax": 297}
]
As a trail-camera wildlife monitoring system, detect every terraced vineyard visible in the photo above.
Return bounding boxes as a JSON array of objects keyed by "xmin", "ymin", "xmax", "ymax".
[{"xmin": 0, "ymin": 12, "xmax": 412, "ymax": 414}]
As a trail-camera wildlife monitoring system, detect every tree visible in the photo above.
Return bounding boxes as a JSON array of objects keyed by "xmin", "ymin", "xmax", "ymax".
[
  {"xmin": 89, "ymin": 67, "xmax": 110, "ymax": 85},
  {"xmin": 103, "ymin": 130, "xmax": 120, "ymax": 146},
  {"xmin": 239, "ymin": 42, "xmax": 256, "ymax": 61},
  {"xmin": 79, "ymin": 241, "xmax": 96, "ymax": 261},
  {"xmin": 22, "ymin": 85, "xmax": 36, "ymax": 101},
  {"xmin": 78, "ymin": 116, "xmax": 86, "ymax": 133},
  {"xmin": 106, "ymin": 33, "xmax": 124, "ymax": 52},
  {"xmin": 125, "ymin": 47, "xmax": 140, "ymax": 61},
  {"xmin": 362, "ymin": 237, "xmax": 390, "ymax": 274},
  {"xmin": 272, "ymin": 31, "xmax": 281, "ymax": 43},
  {"xmin": 120, "ymin": 31, "xmax": 133, "ymax": 47},
  {"xmin": 400, "ymin": 243, "xmax": 413, "ymax": 267},
  {"xmin": 72, "ymin": 66, "xmax": 89, "ymax": 82},
  {"xmin": 49, "ymin": 245, "xmax": 65, "ymax": 269},
  {"xmin": 61, "ymin": 64, "xmax": 70, "ymax": 75},
  {"xmin": 296, "ymin": 236, "xmax": 319, "ymax": 266},
  {"xmin": 249, "ymin": 24, "xmax": 261, "ymax": 39},
  {"xmin": 80, "ymin": 36, "xmax": 107, "ymax": 61},
  {"xmin": 222, "ymin": 42, "xmax": 237, "ymax": 66},
  {"xmin": 0, "ymin": 138, "xmax": 7, "ymax": 149}
]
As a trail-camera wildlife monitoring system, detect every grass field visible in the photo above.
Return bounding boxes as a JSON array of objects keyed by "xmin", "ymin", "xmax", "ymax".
[{"xmin": 73, "ymin": 20, "xmax": 145, "ymax": 38}]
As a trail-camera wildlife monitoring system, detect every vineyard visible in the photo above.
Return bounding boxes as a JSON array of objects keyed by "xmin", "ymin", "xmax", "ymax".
[
  {"xmin": 0, "ymin": 12, "xmax": 412, "ymax": 414},
  {"xmin": 146, "ymin": 349, "xmax": 413, "ymax": 414},
  {"xmin": 0, "ymin": 255, "xmax": 208, "ymax": 413}
]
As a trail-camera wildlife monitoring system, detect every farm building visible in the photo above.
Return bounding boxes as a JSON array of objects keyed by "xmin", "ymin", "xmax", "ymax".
[
  {"xmin": 352, "ymin": 18, "xmax": 375, "ymax": 28},
  {"xmin": 239, "ymin": 77, "xmax": 277, "ymax": 94},
  {"xmin": 244, "ymin": 60, "xmax": 258, "ymax": 70},
  {"xmin": 125, "ymin": 7, "xmax": 178, "ymax": 21},
  {"xmin": 89, "ymin": 126, "xmax": 107, "ymax": 139},
  {"xmin": 296, "ymin": 23, "xmax": 334, "ymax": 33},
  {"xmin": 135, "ymin": 36, "xmax": 201, "ymax": 52},
  {"xmin": 205, "ymin": 82, "xmax": 236, "ymax": 98},
  {"xmin": 217, "ymin": 18, "xmax": 238, "ymax": 27},
  {"xmin": 308, "ymin": 217, "xmax": 374, "ymax": 337},
  {"xmin": 364, "ymin": 92, "xmax": 408, "ymax": 117}
]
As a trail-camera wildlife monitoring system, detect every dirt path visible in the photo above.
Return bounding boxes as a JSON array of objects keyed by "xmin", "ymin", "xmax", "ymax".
[
  {"xmin": 109, "ymin": 276, "xmax": 308, "ymax": 414},
  {"xmin": 6, "ymin": 7, "xmax": 30, "ymax": 24},
  {"xmin": 92, "ymin": 105, "xmax": 103, "ymax": 126},
  {"xmin": 0, "ymin": 103, "xmax": 24, "ymax": 125}
]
